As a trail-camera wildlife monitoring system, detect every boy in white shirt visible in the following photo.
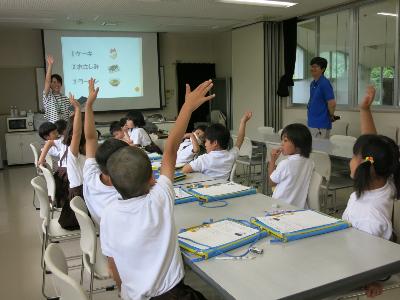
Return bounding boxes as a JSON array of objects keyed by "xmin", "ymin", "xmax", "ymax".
[
  {"xmin": 176, "ymin": 125, "xmax": 206, "ymax": 164},
  {"xmin": 100, "ymin": 79, "xmax": 215, "ymax": 300},
  {"xmin": 83, "ymin": 80, "xmax": 128, "ymax": 226},
  {"xmin": 182, "ymin": 112, "xmax": 252, "ymax": 180},
  {"xmin": 268, "ymin": 123, "xmax": 314, "ymax": 208}
]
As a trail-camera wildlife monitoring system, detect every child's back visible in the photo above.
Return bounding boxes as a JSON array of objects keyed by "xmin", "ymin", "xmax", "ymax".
[
  {"xmin": 271, "ymin": 154, "xmax": 314, "ymax": 208},
  {"xmin": 343, "ymin": 180, "xmax": 394, "ymax": 239}
]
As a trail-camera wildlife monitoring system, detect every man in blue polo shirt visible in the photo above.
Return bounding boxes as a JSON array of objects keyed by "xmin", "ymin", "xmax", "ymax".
[{"xmin": 307, "ymin": 57, "xmax": 336, "ymax": 139}]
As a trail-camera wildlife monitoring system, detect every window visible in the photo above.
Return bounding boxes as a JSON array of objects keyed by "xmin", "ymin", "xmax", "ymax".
[
  {"xmin": 293, "ymin": 19, "xmax": 316, "ymax": 104},
  {"xmin": 358, "ymin": 0, "xmax": 396, "ymax": 106}
]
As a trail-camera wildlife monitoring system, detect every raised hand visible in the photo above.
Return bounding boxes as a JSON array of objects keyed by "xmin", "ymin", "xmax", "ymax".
[
  {"xmin": 360, "ymin": 85, "xmax": 376, "ymax": 111},
  {"xmin": 87, "ymin": 78, "xmax": 99, "ymax": 106},
  {"xmin": 184, "ymin": 80, "xmax": 215, "ymax": 111},
  {"xmin": 241, "ymin": 111, "xmax": 253, "ymax": 123},
  {"xmin": 46, "ymin": 55, "xmax": 54, "ymax": 65},
  {"xmin": 69, "ymin": 93, "xmax": 80, "ymax": 110}
]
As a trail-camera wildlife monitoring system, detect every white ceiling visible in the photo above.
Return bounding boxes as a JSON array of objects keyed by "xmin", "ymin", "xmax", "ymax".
[{"xmin": 0, "ymin": 0, "xmax": 356, "ymax": 32}]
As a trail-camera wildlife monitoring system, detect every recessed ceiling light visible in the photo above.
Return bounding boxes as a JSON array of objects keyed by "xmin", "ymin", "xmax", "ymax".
[
  {"xmin": 217, "ymin": 0, "xmax": 297, "ymax": 7},
  {"xmin": 377, "ymin": 12, "xmax": 398, "ymax": 17}
]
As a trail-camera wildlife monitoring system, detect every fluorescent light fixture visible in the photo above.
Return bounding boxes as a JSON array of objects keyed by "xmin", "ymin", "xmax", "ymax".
[
  {"xmin": 218, "ymin": 0, "xmax": 297, "ymax": 8},
  {"xmin": 377, "ymin": 12, "xmax": 398, "ymax": 17}
]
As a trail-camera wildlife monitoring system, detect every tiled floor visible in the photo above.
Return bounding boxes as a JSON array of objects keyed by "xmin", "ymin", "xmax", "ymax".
[{"xmin": 1, "ymin": 164, "xmax": 400, "ymax": 300}]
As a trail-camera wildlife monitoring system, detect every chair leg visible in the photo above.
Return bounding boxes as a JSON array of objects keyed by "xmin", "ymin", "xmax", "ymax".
[
  {"xmin": 33, "ymin": 189, "xmax": 40, "ymax": 210},
  {"xmin": 89, "ymin": 266, "xmax": 95, "ymax": 300},
  {"xmin": 42, "ymin": 260, "xmax": 60, "ymax": 300},
  {"xmin": 80, "ymin": 256, "xmax": 85, "ymax": 285}
]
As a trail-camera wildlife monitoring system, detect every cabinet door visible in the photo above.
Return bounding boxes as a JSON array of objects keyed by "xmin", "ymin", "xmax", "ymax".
[
  {"xmin": 21, "ymin": 133, "xmax": 41, "ymax": 164},
  {"xmin": 5, "ymin": 134, "xmax": 23, "ymax": 165}
]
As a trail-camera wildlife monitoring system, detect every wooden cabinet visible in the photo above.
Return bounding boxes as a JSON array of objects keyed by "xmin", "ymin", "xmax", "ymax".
[{"xmin": 5, "ymin": 132, "xmax": 41, "ymax": 165}]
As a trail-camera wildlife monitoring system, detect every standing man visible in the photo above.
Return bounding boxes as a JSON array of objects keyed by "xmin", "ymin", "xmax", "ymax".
[
  {"xmin": 43, "ymin": 55, "xmax": 71, "ymax": 123},
  {"xmin": 307, "ymin": 57, "xmax": 336, "ymax": 139}
]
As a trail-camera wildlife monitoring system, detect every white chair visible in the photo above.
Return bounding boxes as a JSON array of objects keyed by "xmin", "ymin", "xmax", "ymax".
[
  {"xmin": 40, "ymin": 165, "xmax": 57, "ymax": 210},
  {"xmin": 230, "ymin": 163, "xmax": 237, "ymax": 182},
  {"xmin": 277, "ymin": 128, "xmax": 283, "ymax": 136},
  {"xmin": 70, "ymin": 197, "xmax": 114, "ymax": 299},
  {"xmin": 377, "ymin": 125, "xmax": 398, "ymax": 143},
  {"xmin": 257, "ymin": 126, "xmax": 274, "ymax": 139},
  {"xmin": 31, "ymin": 176, "xmax": 80, "ymax": 299},
  {"xmin": 232, "ymin": 135, "xmax": 262, "ymax": 186},
  {"xmin": 44, "ymin": 244, "xmax": 88, "ymax": 300},
  {"xmin": 330, "ymin": 135, "xmax": 357, "ymax": 144},
  {"xmin": 310, "ymin": 150, "xmax": 353, "ymax": 212},
  {"xmin": 30, "ymin": 142, "xmax": 42, "ymax": 210},
  {"xmin": 210, "ymin": 110, "xmax": 227, "ymax": 127},
  {"xmin": 393, "ymin": 200, "xmax": 400, "ymax": 243},
  {"xmin": 307, "ymin": 171, "xmax": 323, "ymax": 211},
  {"xmin": 331, "ymin": 121, "xmax": 349, "ymax": 136},
  {"xmin": 347, "ymin": 123, "xmax": 361, "ymax": 139}
]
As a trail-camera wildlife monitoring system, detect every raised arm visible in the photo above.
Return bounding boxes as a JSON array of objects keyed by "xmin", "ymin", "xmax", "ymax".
[
  {"xmin": 235, "ymin": 112, "xmax": 252, "ymax": 149},
  {"xmin": 161, "ymin": 80, "xmax": 215, "ymax": 181},
  {"xmin": 38, "ymin": 140, "xmax": 55, "ymax": 165},
  {"xmin": 190, "ymin": 133, "xmax": 200, "ymax": 154},
  {"xmin": 360, "ymin": 86, "xmax": 377, "ymax": 135},
  {"xmin": 69, "ymin": 94, "xmax": 82, "ymax": 157},
  {"xmin": 44, "ymin": 55, "xmax": 54, "ymax": 96},
  {"xmin": 268, "ymin": 148, "xmax": 282, "ymax": 187},
  {"xmin": 84, "ymin": 78, "xmax": 100, "ymax": 158}
]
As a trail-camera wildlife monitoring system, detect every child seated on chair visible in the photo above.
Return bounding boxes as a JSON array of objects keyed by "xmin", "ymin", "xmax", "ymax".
[
  {"xmin": 268, "ymin": 123, "xmax": 314, "ymax": 208},
  {"xmin": 182, "ymin": 112, "xmax": 252, "ymax": 180},
  {"xmin": 83, "ymin": 80, "xmax": 129, "ymax": 226},
  {"xmin": 100, "ymin": 80, "xmax": 214, "ymax": 299},
  {"xmin": 38, "ymin": 120, "xmax": 69, "ymax": 208},
  {"xmin": 176, "ymin": 125, "xmax": 206, "ymax": 164},
  {"xmin": 342, "ymin": 86, "xmax": 400, "ymax": 298}
]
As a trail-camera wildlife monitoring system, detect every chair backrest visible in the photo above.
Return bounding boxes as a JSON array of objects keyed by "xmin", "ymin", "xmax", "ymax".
[
  {"xmin": 31, "ymin": 176, "xmax": 50, "ymax": 221},
  {"xmin": 347, "ymin": 123, "xmax": 361, "ymax": 139},
  {"xmin": 307, "ymin": 171, "xmax": 323, "ymax": 211},
  {"xmin": 30, "ymin": 142, "xmax": 41, "ymax": 167},
  {"xmin": 39, "ymin": 165, "xmax": 56, "ymax": 203},
  {"xmin": 44, "ymin": 244, "xmax": 88, "ymax": 300},
  {"xmin": 257, "ymin": 126, "xmax": 274, "ymax": 139},
  {"xmin": 232, "ymin": 134, "xmax": 253, "ymax": 158},
  {"xmin": 210, "ymin": 110, "xmax": 226, "ymax": 126},
  {"xmin": 310, "ymin": 150, "xmax": 331, "ymax": 181},
  {"xmin": 393, "ymin": 200, "xmax": 400, "ymax": 243},
  {"xmin": 330, "ymin": 134, "xmax": 357, "ymax": 144},
  {"xmin": 277, "ymin": 129, "xmax": 283, "ymax": 136},
  {"xmin": 70, "ymin": 197, "xmax": 97, "ymax": 265},
  {"xmin": 377, "ymin": 125, "xmax": 398, "ymax": 144},
  {"xmin": 331, "ymin": 121, "xmax": 349, "ymax": 136},
  {"xmin": 230, "ymin": 163, "xmax": 237, "ymax": 182}
]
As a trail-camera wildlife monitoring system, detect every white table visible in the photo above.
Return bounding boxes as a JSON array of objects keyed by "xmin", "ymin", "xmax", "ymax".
[{"xmin": 174, "ymin": 193, "xmax": 400, "ymax": 300}]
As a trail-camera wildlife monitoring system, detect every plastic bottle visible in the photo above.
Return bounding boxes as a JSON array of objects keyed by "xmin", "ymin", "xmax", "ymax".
[
  {"xmin": 14, "ymin": 106, "xmax": 19, "ymax": 117},
  {"xmin": 10, "ymin": 106, "xmax": 14, "ymax": 117}
]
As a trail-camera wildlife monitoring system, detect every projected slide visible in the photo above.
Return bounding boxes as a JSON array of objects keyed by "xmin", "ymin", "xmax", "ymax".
[{"xmin": 61, "ymin": 37, "xmax": 143, "ymax": 98}]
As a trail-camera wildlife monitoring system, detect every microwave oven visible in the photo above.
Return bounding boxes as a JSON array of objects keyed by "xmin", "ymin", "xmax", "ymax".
[{"xmin": 7, "ymin": 116, "xmax": 34, "ymax": 132}]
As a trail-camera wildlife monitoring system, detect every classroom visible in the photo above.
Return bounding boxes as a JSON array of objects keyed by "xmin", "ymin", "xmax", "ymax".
[{"xmin": 1, "ymin": 0, "xmax": 400, "ymax": 299}]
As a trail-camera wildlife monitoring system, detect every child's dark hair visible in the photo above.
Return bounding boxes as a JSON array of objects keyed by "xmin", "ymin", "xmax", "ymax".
[
  {"xmin": 194, "ymin": 125, "xmax": 207, "ymax": 133},
  {"xmin": 96, "ymin": 138, "xmax": 129, "ymax": 175},
  {"xmin": 353, "ymin": 134, "xmax": 400, "ymax": 198},
  {"xmin": 310, "ymin": 57, "xmax": 328, "ymax": 71},
  {"xmin": 63, "ymin": 116, "xmax": 86, "ymax": 154},
  {"xmin": 39, "ymin": 122, "xmax": 57, "ymax": 139},
  {"xmin": 54, "ymin": 119, "xmax": 67, "ymax": 135},
  {"xmin": 51, "ymin": 74, "xmax": 63, "ymax": 85},
  {"xmin": 281, "ymin": 123, "xmax": 312, "ymax": 158},
  {"xmin": 205, "ymin": 124, "xmax": 230, "ymax": 150},
  {"xmin": 107, "ymin": 147, "xmax": 152, "ymax": 198},
  {"xmin": 119, "ymin": 117, "xmax": 128, "ymax": 127},
  {"xmin": 126, "ymin": 110, "xmax": 145, "ymax": 128},
  {"xmin": 110, "ymin": 121, "xmax": 123, "ymax": 136}
]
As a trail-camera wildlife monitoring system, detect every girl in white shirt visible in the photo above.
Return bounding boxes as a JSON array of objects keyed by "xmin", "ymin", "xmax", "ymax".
[
  {"xmin": 269, "ymin": 123, "xmax": 314, "ymax": 208},
  {"xmin": 125, "ymin": 111, "xmax": 152, "ymax": 147},
  {"xmin": 342, "ymin": 135, "xmax": 400, "ymax": 240}
]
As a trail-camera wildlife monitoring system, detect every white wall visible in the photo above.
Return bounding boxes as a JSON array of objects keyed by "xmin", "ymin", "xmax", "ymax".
[{"xmin": 232, "ymin": 23, "xmax": 264, "ymax": 133}]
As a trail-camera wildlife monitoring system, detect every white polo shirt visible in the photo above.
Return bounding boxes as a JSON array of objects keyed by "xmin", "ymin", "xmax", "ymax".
[
  {"xmin": 342, "ymin": 181, "xmax": 394, "ymax": 240},
  {"xmin": 83, "ymin": 158, "xmax": 120, "ymax": 226},
  {"xmin": 47, "ymin": 137, "xmax": 67, "ymax": 168},
  {"xmin": 270, "ymin": 154, "xmax": 314, "ymax": 208},
  {"xmin": 189, "ymin": 147, "xmax": 239, "ymax": 180},
  {"xmin": 100, "ymin": 175, "xmax": 184, "ymax": 300},
  {"xmin": 66, "ymin": 148, "xmax": 86, "ymax": 188},
  {"xmin": 129, "ymin": 127, "xmax": 152, "ymax": 147},
  {"xmin": 176, "ymin": 139, "xmax": 195, "ymax": 164}
]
